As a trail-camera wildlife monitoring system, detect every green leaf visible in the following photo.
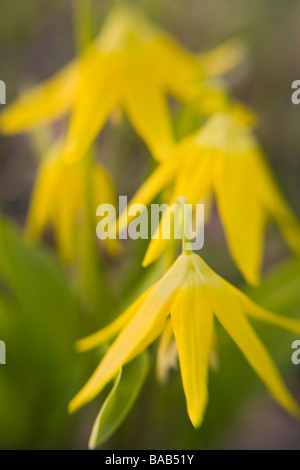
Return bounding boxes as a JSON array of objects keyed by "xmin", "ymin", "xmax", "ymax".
[
  {"xmin": 89, "ymin": 352, "xmax": 149, "ymax": 449},
  {"xmin": 0, "ymin": 215, "xmax": 82, "ymax": 448}
]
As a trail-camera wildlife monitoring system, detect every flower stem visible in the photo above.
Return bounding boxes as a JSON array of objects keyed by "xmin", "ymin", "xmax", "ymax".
[
  {"xmin": 72, "ymin": 0, "xmax": 110, "ymax": 316},
  {"xmin": 73, "ymin": 0, "xmax": 93, "ymax": 55},
  {"xmin": 175, "ymin": 196, "xmax": 193, "ymax": 256}
]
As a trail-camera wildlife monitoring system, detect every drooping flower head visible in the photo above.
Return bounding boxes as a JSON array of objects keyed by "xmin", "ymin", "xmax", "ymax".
[
  {"xmin": 26, "ymin": 140, "xmax": 120, "ymax": 261},
  {"xmin": 0, "ymin": 7, "xmax": 246, "ymax": 164},
  {"xmin": 70, "ymin": 202, "xmax": 300, "ymax": 428},
  {"xmin": 118, "ymin": 112, "xmax": 300, "ymax": 285}
]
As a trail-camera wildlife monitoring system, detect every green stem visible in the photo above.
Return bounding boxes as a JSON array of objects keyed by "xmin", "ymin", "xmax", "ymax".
[
  {"xmin": 72, "ymin": 0, "xmax": 110, "ymax": 318},
  {"xmin": 73, "ymin": 0, "xmax": 93, "ymax": 55},
  {"xmin": 175, "ymin": 196, "xmax": 193, "ymax": 256}
]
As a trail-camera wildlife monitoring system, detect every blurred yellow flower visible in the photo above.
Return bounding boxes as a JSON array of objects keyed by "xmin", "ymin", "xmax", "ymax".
[
  {"xmin": 119, "ymin": 113, "xmax": 300, "ymax": 285},
  {"xmin": 0, "ymin": 7, "xmax": 246, "ymax": 163},
  {"xmin": 70, "ymin": 250, "xmax": 300, "ymax": 427},
  {"xmin": 26, "ymin": 140, "xmax": 120, "ymax": 261}
]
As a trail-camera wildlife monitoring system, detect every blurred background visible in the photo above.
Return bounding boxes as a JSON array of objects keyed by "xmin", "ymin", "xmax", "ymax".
[{"xmin": 0, "ymin": 0, "xmax": 299, "ymax": 449}]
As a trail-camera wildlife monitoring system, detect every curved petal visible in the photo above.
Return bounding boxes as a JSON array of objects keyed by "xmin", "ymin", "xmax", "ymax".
[
  {"xmin": 142, "ymin": 203, "xmax": 177, "ymax": 267},
  {"xmin": 52, "ymin": 173, "xmax": 82, "ymax": 261},
  {"xmin": 93, "ymin": 163, "xmax": 121, "ymax": 256},
  {"xmin": 254, "ymin": 153, "xmax": 300, "ymax": 257},
  {"xmin": 198, "ymin": 38, "xmax": 247, "ymax": 76},
  {"xmin": 63, "ymin": 49, "xmax": 119, "ymax": 164},
  {"xmin": 69, "ymin": 254, "xmax": 190, "ymax": 412},
  {"xmin": 226, "ymin": 281, "xmax": 300, "ymax": 335},
  {"xmin": 195, "ymin": 256, "xmax": 300, "ymax": 416},
  {"xmin": 173, "ymin": 144, "xmax": 213, "ymax": 202},
  {"xmin": 124, "ymin": 55, "xmax": 174, "ymax": 162},
  {"xmin": 117, "ymin": 159, "xmax": 178, "ymax": 235},
  {"xmin": 150, "ymin": 33, "xmax": 204, "ymax": 103},
  {"xmin": 25, "ymin": 141, "xmax": 62, "ymax": 240},
  {"xmin": 171, "ymin": 275, "xmax": 213, "ymax": 427},
  {"xmin": 213, "ymin": 148, "xmax": 266, "ymax": 285},
  {"xmin": 0, "ymin": 61, "xmax": 78, "ymax": 134}
]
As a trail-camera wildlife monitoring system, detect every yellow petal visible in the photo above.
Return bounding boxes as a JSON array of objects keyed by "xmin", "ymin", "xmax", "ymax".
[
  {"xmin": 69, "ymin": 254, "xmax": 189, "ymax": 412},
  {"xmin": 227, "ymin": 282, "xmax": 300, "ymax": 335},
  {"xmin": 230, "ymin": 102, "xmax": 258, "ymax": 128},
  {"xmin": 0, "ymin": 61, "xmax": 78, "ymax": 134},
  {"xmin": 76, "ymin": 286, "xmax": 154, "ymax": 352},
  {"xmin": 93, "ymin": 163, "xmax": 117, "ymax": 207},
  {"xmin": 150, "ymin": 33, "xmax": 204, "ymax": 104},
  {"xmin": 63, "ymin": 49, "xmax": 119, "ymax": 164},
  {"xmin": 26, "ymin": 140, "xmax": 86, "ymax": 261},
  {"xmin": 198, "ymin": 114, "xmax": 265, "ymax": 284},
  {"xmin": 171, "ymin": 272, "xmax": 213, "ymax": 427},
  {"xmin": 117, "ymin": 159, "xmax": 178, "ymax": 235},
  {"xmin": 194, "ymin": 256, "xmax": 299, "ymax": 416},
  {"xmin": 198, "ymin": 38, "xmax": 247, "ymax": 76},
  {"xmin": 53, "ymin": 185, "xmax": 79, "ymax": 262},
  {"xmin": 51, "ymin": 156, "xmax": 87, "ymax": 261},
  {"xmin": 206, "ymin": 113, "xmax": 299, "ymax": 283},
  {"xmin": 142, "ymin": 226, "xmax": 173, "ymax": 268},
  {"xmin": 124, "ymin": 55, "xmax": 174, "ymax": 162},
  {"xmin": 173, "ymin": 143, "xmax": 212, "ymax": 202},
  {"xmin": 142, "ymin": 203, "xmax": 177, "ymax": 268},
  {"xmin": 190, "ymin": 80, "xmax": 230, "ymax": 116},
  {"xmin": 214, "ymin": 149, "xmax": 266, "ymax": 285},
  {"xmin": 142, "ymin": 139, "xmax": 213, "ymax": 267},
  {"xmin": 142, "ymin": 154, "xmax": 211, "ymax": 268},
  {"xmin": 25, "ymin": 141, "xmax": 62, "ymax": 240},
  {"xmin": 273, "ymin": 199, "xmax": 300, "ymax": 257},
  {"xmin": 93, "ymin": 163, "xmax": 122, "ymax": 257},
  {"xmin": 255, "ymin": 155, "xmax": 300, "ymax": 257}
]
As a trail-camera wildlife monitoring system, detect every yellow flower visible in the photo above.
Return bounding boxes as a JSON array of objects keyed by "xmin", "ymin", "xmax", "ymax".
[
  {"xmin": 70, "ymin": 250, "xmax": 300, "ymax": 427},
  {"xmin": 0, "ymin": 7, "xmax": 246, "ymax": 163},
  {"xmin": 26, "ymin": 140, "xmax": 120, "ymax": 261},
  {"xmin": 118, "ymin": 113, "xmax": 300, "ymax": 285}
]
